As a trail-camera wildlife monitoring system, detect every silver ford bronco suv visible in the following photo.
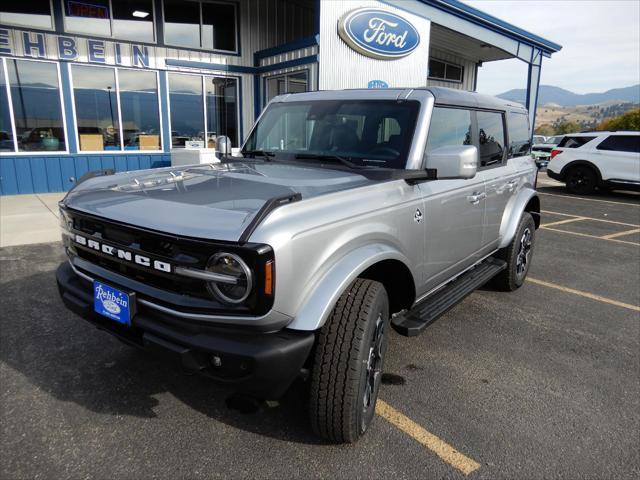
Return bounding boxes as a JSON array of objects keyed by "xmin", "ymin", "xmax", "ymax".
[{"xmin": 56, "ymin": 87, "xmax": 540, "ymax": 443}]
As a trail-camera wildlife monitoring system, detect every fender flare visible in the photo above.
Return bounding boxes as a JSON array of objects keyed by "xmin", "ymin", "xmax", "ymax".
[
  {"xmin": 285, "ymin": 243, "xmax": 413, "ymax": 331},
  {"xmin": 498, "ymin": 187, "xmax": 540, "ymax": 249}
]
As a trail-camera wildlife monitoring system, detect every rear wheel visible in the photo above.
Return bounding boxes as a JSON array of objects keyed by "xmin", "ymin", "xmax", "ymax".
[
  {"xmin": 565, "ymin": 165, "xmax": 597, "ymax": 195},
  {"xmin": 308, "ymin": 279, "xmax": 390, "ymax": 443},
  {"xmin": 493, "ymin": 212, "xmax": 535, "ymax": 291}
]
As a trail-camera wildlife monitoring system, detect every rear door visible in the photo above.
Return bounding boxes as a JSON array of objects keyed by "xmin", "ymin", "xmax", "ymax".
[
  {"xmin": 476, "ymin": 109, "xmax": 519, "ymax": 251},
  {"xmin": 594, "ymin": 135, "xmax": 640, "ymax": 182},
  {"xmin": 419, "ymin": 106, "xmax": 485, "ymax": 292}
]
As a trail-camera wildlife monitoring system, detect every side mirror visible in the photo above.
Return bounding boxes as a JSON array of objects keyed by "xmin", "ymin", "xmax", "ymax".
[
  {"xmin": 215, "ymin": 135, "xmax": 232, "ymax": 157},
  {"xmin": 425, "ymin": 145, "xmax": 478, "ymax": 180}
]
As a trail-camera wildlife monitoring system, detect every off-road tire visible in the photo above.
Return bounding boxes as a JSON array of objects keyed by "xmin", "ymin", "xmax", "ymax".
[
  {"xmin": 308, "ymin": 278, "xmax": 390, "ymax": 443},
  {"xmin": 492, "ymin": 212, "xmax": 536, "ymax": 291},
  {"xmin": 565, "ymin": 165, "xmax": 597, "ymax": 195}
]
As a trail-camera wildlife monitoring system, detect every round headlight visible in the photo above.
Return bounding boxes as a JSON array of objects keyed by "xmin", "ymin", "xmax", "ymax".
[{"xmin": 206, "ymin": 252, "xmax": 253, "ymax": 304}]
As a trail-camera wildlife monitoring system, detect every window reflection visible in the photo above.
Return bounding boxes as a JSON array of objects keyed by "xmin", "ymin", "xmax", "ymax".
[
  {"xmin": 202, "ymin": 3, "xmax": 236, "ymax": 51},
  {"xmin": 119, "ymin": 70, "xmax": 160, "ymax": 150},
  {"xmin": 72, "ymin": 65, "xmax": 120, "ymax": 151},
  {"xmin": 168, "ymin": 73, "xmax": 204, "ymax": 147},
  {"xmin": 6, "ymin": 60, "xmax": 66, "ymax": 152},
  {"xmin": 206, "ymin": 77, "xmax": 238, "ymax": 147},
  {"xmin": 425, "ymin": 107, "xmax": 472, "ymax": 155},
  {"xmin": 0, "ymin": 67, "xmax": 15, "ymax": 152},
  {"xmin": 0, "ymin": 1, "xmax": 53, "ymax": 29},
  {"xmin": 65, "ymin": 0, "xmax": 111, "ymax": 37},
  {"xmin": 112, "ymin": 0, "xmax": 154, "ymax": 42},
  {"xmin": 164, "ymin": 0, "xmax": 200, "ymax": 49}
]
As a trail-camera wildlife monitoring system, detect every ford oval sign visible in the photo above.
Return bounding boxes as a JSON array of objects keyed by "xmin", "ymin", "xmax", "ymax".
[{"xmin": 338, "ymin": 8, "xmax": 420, "ymax": 60}]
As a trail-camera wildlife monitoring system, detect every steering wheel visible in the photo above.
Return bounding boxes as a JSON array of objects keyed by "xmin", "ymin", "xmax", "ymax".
[{"xmin": 368, "ymin": 146, "xmax": 400, "ymax": 157}]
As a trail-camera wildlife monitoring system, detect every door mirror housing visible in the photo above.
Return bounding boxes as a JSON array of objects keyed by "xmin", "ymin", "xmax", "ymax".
[
  {"xmin": 215, "ymin": 135, "xmax": 232, "ymax": 157},
  {"xmin": 425, "ymin": 145, "xmax": 478, "ymax": 180}
]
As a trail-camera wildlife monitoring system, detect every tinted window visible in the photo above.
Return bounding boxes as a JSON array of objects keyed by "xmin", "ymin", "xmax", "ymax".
[
  {"xmin": 119, "ymin": 70, "xmax": 161, "ymax": 150},
  {"xmin": 425, "ymin": 107, "xmax": 472, "ymax": 155},
  {"xmin": 72, "ymin": 65, "xmax": 121, "ymax": 151},
  {"xmin": 507, "ymin": 111, "xmax": 530, "ymax": 158},
  {"xmin": 168, "ymin": 73, "xmax": 204, "ymax": 147},
  {"xmin": 6, "ymin": 60, "xmax": 66, "ymax": 152},
  {"xmin": 244, "ymin": 100, "xmax": 420, "ymax": 169},
  {"xmin": 428, "ymin": 59, "xmax": 463, "ymax": 82},
  {"xmin": 202, "ymin": 2, "xmax": 236, "ymax": 51},
  {"xmin": 112, "ymin": 0, "xmax": 154, "ymax": 42},
  {"xmin": 205, "ymin": 77, "xmax": 239, "ymax": 147},
  {"xmin": 164, "ymin": 0, "xmax": 237, "ymax": 51},
  {"xmin": 266, "ymin": 71, "xmax": 308, "ymax": 104},
  {"xmin": 477, "ymin": 111, "xmax": 506, "ymax": 166},
  {"xmin": 0, "ymin": 0, "xmax": 53, "ymax": 29},
  {"xmin": 545, "ymin": 135, "xmax": 563, "ymax": 144},
  {"xmin": 0, "ymin": 66, "xmax": 14, "ymax": 152},
  {"xmin": 596, "ymin": 135, "xmax": 640, "ymax": 153},
  {"xmin": 65, "ymin": 0, "xmax": 111, "ymax": 37},
  {"xmin": 557, "ymin": 136, "xmax": 595, "ymax": 148}
]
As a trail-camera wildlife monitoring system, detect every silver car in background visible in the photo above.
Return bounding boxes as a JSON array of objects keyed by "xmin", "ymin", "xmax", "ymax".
[{"xmin": 57, "ymin": 87, "xmax": 540, "ymax": 443}]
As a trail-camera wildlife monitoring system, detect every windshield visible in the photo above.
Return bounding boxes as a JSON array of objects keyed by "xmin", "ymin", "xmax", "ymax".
[{"xmin": 243, "ymin": 100, "xmax": 420, "ymax": 169}]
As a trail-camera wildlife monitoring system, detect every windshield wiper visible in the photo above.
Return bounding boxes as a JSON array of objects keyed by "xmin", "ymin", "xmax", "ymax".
[
  {"xmin": 242, "ymin": 150, "xmax": 275, "ymax": 161},
  {"xmin": 294, "ymin": 153, "xmax": 368, "ymax": 170}
]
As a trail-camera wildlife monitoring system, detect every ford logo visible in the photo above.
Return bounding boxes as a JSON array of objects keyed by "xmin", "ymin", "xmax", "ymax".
[{"xmin": 338, "ymin": 8, "xmax": 420, "ymax": 60}]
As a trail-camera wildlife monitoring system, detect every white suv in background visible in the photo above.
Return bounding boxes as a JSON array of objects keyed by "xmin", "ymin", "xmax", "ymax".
[{"xmin": 547, "ymin": 131, "xmax": 640, "ymax": 194}]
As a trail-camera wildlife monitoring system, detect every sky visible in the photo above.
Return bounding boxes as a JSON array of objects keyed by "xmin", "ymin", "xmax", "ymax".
[{"xmin": 461, "ymin": 0, "xmax": 640, "ymax": 95}]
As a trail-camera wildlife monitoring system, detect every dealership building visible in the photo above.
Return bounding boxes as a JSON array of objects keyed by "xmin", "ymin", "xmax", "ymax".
[{"xmin": 0, "ymin": 0, "xmax": 560, "ymax": 194}]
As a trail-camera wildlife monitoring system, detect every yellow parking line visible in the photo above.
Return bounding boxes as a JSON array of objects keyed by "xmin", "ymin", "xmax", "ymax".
[
  {"xmin": 376, "ymin": 399, "xmax": 481, "ymax": 476},
  {"xmin": 541, "ymin": 216, "xmax": 586, "ymax": 227},
  {"xmin": 539, "ymin": 226, "xmax": 640, "ymax": 246},
  {"xmin": 541, "ymin": 210, "xmax": 640, "ymax": 228},
  {"xmin": 527, "ymin": 277, "xmax": 640, "ymax": 312},
  {"xmin": 538, "ymin": 191, "xmax": 640, "ymax": 207},
  {"xmin": 601, "ymin": 228, "xmax": 640, "ymax": 240}
]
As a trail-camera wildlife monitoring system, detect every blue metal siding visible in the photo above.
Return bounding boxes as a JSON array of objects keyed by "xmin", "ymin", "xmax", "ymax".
[{"xmin": 0, "ymin": 154, "xmax": 171, "ymax": 194}]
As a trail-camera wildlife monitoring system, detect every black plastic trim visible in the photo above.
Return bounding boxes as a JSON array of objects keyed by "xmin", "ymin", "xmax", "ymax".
[{"xmin": 238, "ymin": 193, "xmax": 302, "ymax": 244}]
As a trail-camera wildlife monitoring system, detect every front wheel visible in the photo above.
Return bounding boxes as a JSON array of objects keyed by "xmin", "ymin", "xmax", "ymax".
[
  {"xmin": 492, "ymin": 212, "xmax": 536, "ymax": 291},
  {"xmin": 308, "ymin": 279, "xmax": 390, "ymax": 443}
]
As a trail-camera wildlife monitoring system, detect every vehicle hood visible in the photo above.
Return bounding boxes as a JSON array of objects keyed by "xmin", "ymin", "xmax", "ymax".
[{"xmin": 62, "ymin": 162, "xmax": 374, "ymax": 242}]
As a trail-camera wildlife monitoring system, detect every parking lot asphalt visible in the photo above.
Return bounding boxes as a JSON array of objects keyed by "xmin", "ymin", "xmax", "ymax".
[{"xmin": 1, "ymin": 179, "xmax": 639, "ymax": 479}]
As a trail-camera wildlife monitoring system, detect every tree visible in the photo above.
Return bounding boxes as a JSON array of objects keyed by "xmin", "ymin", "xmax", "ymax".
[
  {"xmin": 534, "ymin": 124, "xmax": 555, "ymax": 136},
  {"xmin": 555, "ymin": 120, "xmax": 581, "ymax": 134},
  {"xmin": 607, "ymin": 108, "xmax": 640, "ymax": 131}
]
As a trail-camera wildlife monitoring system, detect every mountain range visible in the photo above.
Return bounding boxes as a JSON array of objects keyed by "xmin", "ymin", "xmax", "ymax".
[{"xmin": 497, "ymin": 84, "xmax": 640, "ymax": 107}]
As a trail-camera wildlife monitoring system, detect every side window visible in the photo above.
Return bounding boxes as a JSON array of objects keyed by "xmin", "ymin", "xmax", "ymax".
[
  {"xmin": 477, "ymin": 111, "xmax": 506, "ymax": 167},
  {"xmin": 557, "ymin": 136, "xmax": 596, "ymax": 148},
  {"xmin": 507, "ymin": 111, "xmax": 531, "ymax": 158},
  {"xmin": 425, "ymin": 107, "xmax": 472, "ymax": 155},
  {"xmin": 596, "ymin": 135, "xmax": 640, "ymax": 153}
]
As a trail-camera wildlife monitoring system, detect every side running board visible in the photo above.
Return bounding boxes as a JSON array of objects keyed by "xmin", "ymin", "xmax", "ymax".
[{"xmin": 392, "ymin": 257, "xmax": 507, "ymax": 337}]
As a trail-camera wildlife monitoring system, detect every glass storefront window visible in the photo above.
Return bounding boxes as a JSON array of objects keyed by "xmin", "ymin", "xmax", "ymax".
[
  {"xmin": 64, "ymin": 0, "xmax": 155, "ymax": 42},
  {"xmin": 164, "ymin": 0, "xmax": 200, "ymax": 49},
  {"xmin": 164, "ymin": 0, "xmax": 238, "ymax": 52},
  {"xmin": 206, "ymin": 77, "xmax": 238, "ymax": 147},
  {"xmin": 0, "ymin": 66, "xmax": 15, "ymax": 152},
  {"xmin": 265, "ymin": 71, "xmax": 308, "ymax": 105},
  {"xmin": 112, "ymin": 0, "xmax": 154, "ymax": 42},
  {"xmin": 118, "ymin": 70, "xmax": 160, "ymax": 150},
  {"xmin": 72, "ymin": 65, "xmax": 120, "ymax": 151},
  {"xmin": 168, "ymin": 73, "xmax": 239, "ymax": 149},
  {"xmin": 0, "ymin": 1, "xmax": 54, "ymax": 30},
  {"xmin": 168, "ymin": 73, "xmax": 204, "ymax": 147},
  {"xmin": 65, "ymin": 0, "xmax": 111, "ymax": 38},
  {"xmin": 5, "ymin": 59, "xmax": 66, "ymax": 152}
]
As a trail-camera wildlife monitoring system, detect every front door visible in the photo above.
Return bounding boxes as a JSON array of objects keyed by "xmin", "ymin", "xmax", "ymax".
[{"xmin": 419, "ymin": 106, "xmax": 485, "ymax": 294}]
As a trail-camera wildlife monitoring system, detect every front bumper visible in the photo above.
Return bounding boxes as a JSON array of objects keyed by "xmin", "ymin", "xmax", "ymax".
[{"xmin": 56, "ymin": 262, "xmax": 315, "ymax": 399}]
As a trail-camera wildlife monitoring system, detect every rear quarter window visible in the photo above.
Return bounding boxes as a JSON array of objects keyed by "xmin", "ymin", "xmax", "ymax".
[
  {"xmin": 557, "ymin": 136, "xmax": 596, "ymax": 148},
  {"xmin": 596, "ymin": 135, "xmax": 640, "ymax": 153},
  {"xmin": 507, "ymin": 111, "xmax": 531, "ymax": 158}
]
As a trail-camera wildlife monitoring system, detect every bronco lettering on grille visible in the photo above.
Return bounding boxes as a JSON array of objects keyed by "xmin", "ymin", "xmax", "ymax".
[{"xmin": 72, "ymin": 233, "xmax": 172, "ymax": 273}]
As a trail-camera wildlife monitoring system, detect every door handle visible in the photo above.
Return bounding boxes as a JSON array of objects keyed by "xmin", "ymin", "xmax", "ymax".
[
  {"xmin": 467, "ymin": 192, "xmax": 486, "ymax": 204},
  {"xmin": 505, "ymin": 180, "xmax": 518, "ymax": 192}
]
